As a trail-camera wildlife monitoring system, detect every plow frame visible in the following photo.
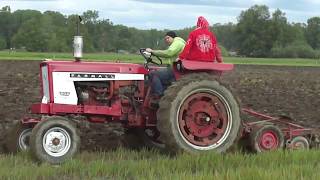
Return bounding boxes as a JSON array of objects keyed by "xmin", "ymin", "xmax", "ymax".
[{"xmin": 241, "ymin": 108, "xmax": 320, "ymax": 149}]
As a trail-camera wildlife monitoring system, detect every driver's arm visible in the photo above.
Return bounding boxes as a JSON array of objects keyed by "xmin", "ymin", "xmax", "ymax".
[{"xmin": 152, "ymin": 40, "xmax": 184, "ymax": 58}]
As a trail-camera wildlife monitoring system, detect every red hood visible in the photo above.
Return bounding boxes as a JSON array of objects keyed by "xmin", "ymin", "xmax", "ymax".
[
  {"xmin": 41, "ymin": 60, "xmax": 148, "ymax": 74},
  {"xmin": 196, "ymin": 16, "xmax": 209, "ymax": 29}
]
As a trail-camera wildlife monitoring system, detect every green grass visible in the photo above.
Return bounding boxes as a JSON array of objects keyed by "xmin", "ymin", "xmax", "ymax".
[
  {"xmin": 1, "ymin": 149, "xmax": 320, "ymax": 179},
  {"xmin": 226, "ymin": 57, "xmax": 320, "ymax": 66},
  {"xmin": 1, "ymin": 51, "xmax": 320, "ymax": 66}
]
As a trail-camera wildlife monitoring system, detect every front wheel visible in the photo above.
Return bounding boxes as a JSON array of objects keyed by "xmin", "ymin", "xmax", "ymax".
[
  {"xmin": 157, "ymin": 73, "xmax": 241, "ymax": 154},
  {"xmin": 30, "ymin": 116, "xmax": 80, "ymax": 164},
  {"xmin": 5, "ymin": 121, "xmax": 33, "ymax": 153}
]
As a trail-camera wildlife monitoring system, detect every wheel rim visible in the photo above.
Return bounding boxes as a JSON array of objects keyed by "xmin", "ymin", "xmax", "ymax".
[
  {"xmin": 18, "ymin": 128, "xmax": 32, "ymax": 151},
  {"xmin": 259, "ymin": 131, "xmax": 279, "ymax": 150},
  {"xmin": 42, "ymin": 127, "xmax": 71, "ymax": 157},
  {"xmin": 177, "ymin": 89, "xmax": 232, "ymax": 150}
]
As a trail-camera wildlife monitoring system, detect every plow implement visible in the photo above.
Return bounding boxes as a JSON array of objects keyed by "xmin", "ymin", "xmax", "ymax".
[{"xmin": 241, "ymin": 108, "xmax": 320, "ymax": 152}]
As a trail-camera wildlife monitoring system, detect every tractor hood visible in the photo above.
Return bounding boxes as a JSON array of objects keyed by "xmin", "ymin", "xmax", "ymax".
[{"xmin": 41, "ymin": 60, "xmax": 148, "ymax": 74}]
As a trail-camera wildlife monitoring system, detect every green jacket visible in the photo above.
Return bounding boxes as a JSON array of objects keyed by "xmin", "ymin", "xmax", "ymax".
[{"xmin": 152, "ymin": 37, "xmax": 186, "ymax": 63}]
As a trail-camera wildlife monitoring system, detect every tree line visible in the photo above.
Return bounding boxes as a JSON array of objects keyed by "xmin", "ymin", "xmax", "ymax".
[{"xmin": 0, "ymin": 5, "xmax": 319, "ymax": 58}]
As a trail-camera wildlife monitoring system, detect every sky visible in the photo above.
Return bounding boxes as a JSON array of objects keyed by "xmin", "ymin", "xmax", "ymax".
[{"xmin": 1, "ymin": 0, "xmax": 319, "ymax": 29}]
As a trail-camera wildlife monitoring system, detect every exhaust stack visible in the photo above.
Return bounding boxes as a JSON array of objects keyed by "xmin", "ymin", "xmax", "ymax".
[
  {"xmin": 73, "ymin": 36, "xmax": 83, "ymax": 61},
  {"xmin": 74, "ymin": 16, "xmax": 83, "ymax": 62}
]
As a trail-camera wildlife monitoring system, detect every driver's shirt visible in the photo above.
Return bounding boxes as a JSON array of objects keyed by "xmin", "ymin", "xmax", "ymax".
[{"xmin": 151, "ymin": 37, "xmax": 186, "ymax": 64}]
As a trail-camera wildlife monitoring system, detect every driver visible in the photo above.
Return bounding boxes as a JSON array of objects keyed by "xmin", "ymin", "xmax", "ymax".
[{"xmin": 146, "ymin": 31, "xmax": 186, "ymax": 99}]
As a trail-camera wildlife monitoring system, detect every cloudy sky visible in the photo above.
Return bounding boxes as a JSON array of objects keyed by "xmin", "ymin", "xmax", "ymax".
[{"xmin": 1, "ymin": 0, "xmax": 319, "ymax": 29}]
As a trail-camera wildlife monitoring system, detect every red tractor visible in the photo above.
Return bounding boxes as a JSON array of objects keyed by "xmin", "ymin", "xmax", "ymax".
[
  {"xmin": 6, "ymin": 46, "xmax": 241, "ymax": 164},
  {"xmin": 7, "ymin": 17, "xmax": 318, "ymax": 164}
]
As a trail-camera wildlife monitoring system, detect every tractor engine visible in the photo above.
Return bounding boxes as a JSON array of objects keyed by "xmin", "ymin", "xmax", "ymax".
[
  {"xmin": 75, "ymin": 81, "xmax": 111, "ymax": 105},
  {"xmin": 75, "ymin": 81, "xmax": 139, "ymax": 106},
  {"xmin": 74, "ymin": 80, "xmax": 142, "ymax": 122}
]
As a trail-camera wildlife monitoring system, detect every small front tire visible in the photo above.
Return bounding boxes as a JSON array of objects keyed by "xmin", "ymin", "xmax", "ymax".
[
  {"xmin": 5, "ymin": 121, "xmax": 33, "ymax": 153},
  {"xmin": 30, "ymin": 116, "xmax": 80, "ymax": 164}
]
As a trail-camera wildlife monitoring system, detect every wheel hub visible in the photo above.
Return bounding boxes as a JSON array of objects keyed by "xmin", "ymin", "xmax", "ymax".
[
  {"xmin": 43, "ymin": 127, "xmax": 71, "ymax": 157},
  {"xmin": 178, "ymin": 92, "xmax": 231, "ymax": 147},
  {"xmin": 259, "ymin": 131, "xmax": 278, "ymax": 150},
  {"xmin": 52, "ymin": 138, "xmax": 60, "ymax": 146}
]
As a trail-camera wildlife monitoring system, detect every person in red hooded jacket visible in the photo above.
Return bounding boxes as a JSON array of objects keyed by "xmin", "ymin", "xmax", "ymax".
[{"xmin": 179, "ymin": 16, "xmax": 223, "ymax": 63}]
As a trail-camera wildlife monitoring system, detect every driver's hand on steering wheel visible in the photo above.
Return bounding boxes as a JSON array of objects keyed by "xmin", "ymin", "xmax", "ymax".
[{"xmin": 146, "ymin": 48, "xmax": 153, "ymax": 53}]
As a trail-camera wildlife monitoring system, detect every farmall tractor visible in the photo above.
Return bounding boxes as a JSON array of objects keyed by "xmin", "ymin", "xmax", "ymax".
[
  {"xmin": 6, "ymin": 20, "xmax": 316, "ymax": 165},
  {"xmin": 5, "ymin": 30, "xmax": 242, "ymax": 164}
]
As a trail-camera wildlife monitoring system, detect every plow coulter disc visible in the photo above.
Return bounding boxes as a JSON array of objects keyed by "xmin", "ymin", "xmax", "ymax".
[{"xmin": 250, "ymin": 124, "xmax": 284, "ymax": 153}]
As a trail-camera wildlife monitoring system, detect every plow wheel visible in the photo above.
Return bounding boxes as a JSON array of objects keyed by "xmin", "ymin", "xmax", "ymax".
[
  {"xmin": 286, "ymin": 136, "xmax": 309, "ymax": 150},
  {"xmin": 30, "ymin": 116, "xmax": 80, "ymax": 164},
  {"xmin": 157, "ymin": 73, "xmax": 241, "ymax": 154},
  {"xmin": 5, "ymin": 121, "xmax": 33, "ymax": 153},
  {"xmin": 250, "ymin": 124, "xmax": 284, "ymax": 153}
]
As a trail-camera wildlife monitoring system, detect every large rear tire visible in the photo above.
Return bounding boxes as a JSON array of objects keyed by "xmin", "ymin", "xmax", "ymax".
[
  {"xmin": 30, "ymin": 116, "xmax": 80, "ymax": 164},
  {"xmin": 157, "ymin": 73, "xmax": 241, "ymax": 154}
]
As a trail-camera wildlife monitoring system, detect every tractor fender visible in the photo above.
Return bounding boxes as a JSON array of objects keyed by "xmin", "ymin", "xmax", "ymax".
[
  {"xmin": 180, "ymin": 60, "xmax": 234, "ymax": 71},
  {"xmin": 21, "ymin": 117, "xmax": 41, "ymax": 125}
]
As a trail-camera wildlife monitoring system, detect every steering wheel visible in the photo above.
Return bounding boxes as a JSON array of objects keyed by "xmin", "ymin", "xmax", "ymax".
[{"xmin": 139, "ymin": 48, "xmax": 163, "ymax": 66}]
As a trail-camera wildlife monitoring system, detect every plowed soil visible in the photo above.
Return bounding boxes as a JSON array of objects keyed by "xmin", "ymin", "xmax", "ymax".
[{"xmin": 0, "ymin": 60, "xmax": 319, "ymax": 153}]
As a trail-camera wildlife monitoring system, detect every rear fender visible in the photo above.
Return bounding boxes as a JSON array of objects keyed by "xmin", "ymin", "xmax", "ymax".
[
  {"xmin": 21, "ymin": 117, "xmax": 41, "ymax": 125},
  {"xmin": 173, "ymin": 60, "xmax": 234, "ymax": 80},
  {"xmin": 181, "ymin": 60, "xmax": 233, "ymax": 71}
]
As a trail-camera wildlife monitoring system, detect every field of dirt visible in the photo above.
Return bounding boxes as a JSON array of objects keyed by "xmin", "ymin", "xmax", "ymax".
[{"xmin": 0, "ymin": 60, "xmax": 319, "ymax": 153}]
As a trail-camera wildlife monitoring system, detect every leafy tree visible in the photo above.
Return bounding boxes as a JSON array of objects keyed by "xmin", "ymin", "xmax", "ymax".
[
  {"xmin": 12, "ymin": 17, "xmax": 51, "ymax": 51},
  {"xmin": 41, "ymin": 12, "xmax": 69, "ymax": 52},
  {"xmin": 212, "ymin": 23, "xmax": 237, "ymax": 51},
  {"xmin": 306, "ymin": 17, "xmax": 320, "ymax": 49},
  {"xmin": 82, "ymin": 10, "xmax": 99, "ymax": 24},
  {"xmin": 0, "ymin": 7, "xmax": 13, "ymax": 48},
  {"xmin": 1, "ymin": 5, "xmax": 318, "ymax": 58},
  {"xmin": 269, "ymin": 9, "xmax": 289, "ymax": 48},
  {"xmin": 0, "ymin": 36, "xmax": 6, "ymax": 50},
  {"xmin": 95, "ymin": 19, "xmax": 113, "ymax": 52},
  {"xmin": 236, "ymin": 5, "xmax": 272, "ymax": 57}
]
